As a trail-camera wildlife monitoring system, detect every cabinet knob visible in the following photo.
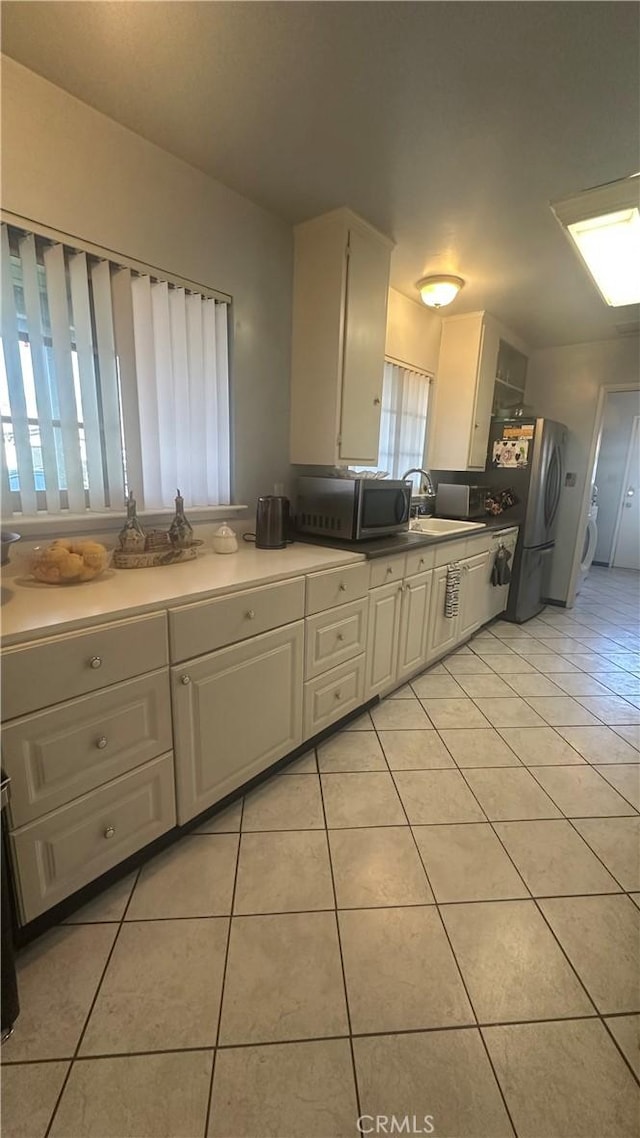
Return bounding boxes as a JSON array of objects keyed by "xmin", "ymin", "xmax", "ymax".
[
  {"xmin": 245, "ymin": 609, "xmax": 256, "ymax": 619},
  {"xmin": 419, "ymin": 558, "xmax": 425, "ymax": 567},
  {"xmin": 89, "ymin": 655, "xmax": 102, "ymax": 670},
  {"xmin": 334, "ymin": 689, "xmax": 342, "ymax": 700},
  {"xmin": 336, "ymin": 632, "xmax": 345, "ymax": 642},
  {"xmin": 386, "ymin": 566, "xmax": 393, "ymax": 575},
  {"xmin": 96, "ymin": 736, "xmax": 108, "ymax": 750},
  {"xmin": 104, "ymin": 826, "xmax": 115, "ymax": 839},
  {"xmin": 373, "ymin": 397, "xmax": 381, "ymax": 406},
  {"xmin": 181, "ymin": 674, "xmax": 191, "ymax": 685},
  {"xmin": 339, "ymin": 583, "xmax": 347, "ymax": 592}
]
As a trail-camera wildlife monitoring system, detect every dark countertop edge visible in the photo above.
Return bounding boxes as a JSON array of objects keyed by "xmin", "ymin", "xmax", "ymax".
[{"xmin": 293, "ymin": 517, "xmax": 521, "ymax": 560}]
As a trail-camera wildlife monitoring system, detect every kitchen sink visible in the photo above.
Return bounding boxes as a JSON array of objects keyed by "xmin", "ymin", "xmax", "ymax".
[{"xmin": 409, "ymin": 517, "xmax": 487, "ymax": 536}]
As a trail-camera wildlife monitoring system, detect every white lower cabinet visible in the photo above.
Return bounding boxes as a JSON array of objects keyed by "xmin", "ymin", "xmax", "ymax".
[
  {"xmin": 366, "ymin": 568, "xmax": 434, "ymax": 696},
  {"xmin": 303, "ymin": 653, "xmax": 366, "ymax": 737},
  {"xmin": 172, "ymin": 622, "xmax": 304, "ymax": 824},
  {"xmin": 11, "ymin": 753, "xmax": 176, "ymax": 923},
  {"xmin": 397, "ymin": 570, "xmax": 433, "ymax": 683},
  {"xmin": 365, "ymin": 580, "xmax": 403, "ymax": 697},
  {"xmin": 426, "ymin": 564, "xmax": 461, "ymax": 663},
  {"xmin": 458, "ymin": 550, "xmax": 492, "ymax": 640},
  {"xmin": 2, "ymin": 670, "xmax": 172, "ymax": 827}
]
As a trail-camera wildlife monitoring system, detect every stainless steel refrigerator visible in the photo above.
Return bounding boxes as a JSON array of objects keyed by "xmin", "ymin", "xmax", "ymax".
[{"xmin": 486, "ymin": 417, "xmax": 567, "ymax": 622}]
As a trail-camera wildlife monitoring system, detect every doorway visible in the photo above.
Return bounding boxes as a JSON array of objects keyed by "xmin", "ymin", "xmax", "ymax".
[
  {"xmin": 592, "ymin": 391, "xmax": 640, "ymax": 569},
  {"xmin": 611, "ymin": 414, "xmax": 640, "ymax": 570},
  {"xmin": 568, "ymin": 384, "xmax": 640, "ymax": 605}
]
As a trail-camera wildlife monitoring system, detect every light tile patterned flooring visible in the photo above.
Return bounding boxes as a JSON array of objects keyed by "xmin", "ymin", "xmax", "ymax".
[{"xmin": 2, "ymin": 566, "xmax": 640, "ymax": 1137}]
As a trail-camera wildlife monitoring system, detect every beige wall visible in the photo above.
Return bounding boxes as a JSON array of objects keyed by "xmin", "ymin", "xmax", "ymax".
[
  {"xmin": 525, "ymin": 336, "xmax": 640, "ymax": 603},
  {"xmin": 385, "ymin": 288, "xmax": 442, "ymax": 375},
  {"xmin": 1, "ymin": 56, "xmax": 293, "ymax": 509}
]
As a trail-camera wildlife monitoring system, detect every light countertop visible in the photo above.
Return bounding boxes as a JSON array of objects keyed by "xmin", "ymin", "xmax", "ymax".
[{"xmin": 0, "ymin": 543, "xmax": 365, "ymax": 647}]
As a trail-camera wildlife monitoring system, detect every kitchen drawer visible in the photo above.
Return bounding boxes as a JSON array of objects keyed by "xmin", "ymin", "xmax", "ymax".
[
  {"xmin": 305, "ymin": 598, "xmax": 368, "ymax": 680},
  {"xmin": 434, "ymin": 539, "xmax": 468, "ymax": 568},
  {"xmin": 169, "ymin": 577, "xmax": 305, "ymax": 663},
  {"xmin": 3, "ymin": 670, "xmax": 172, "ymax": 827},
  {"xmin": 405, "ymin": 547, "xmax": 435, "ymax": 577},
  {"xmin": 1, "ymin": 612, "xmax": 168, "ymax": 721},
  {"xmin": 305, "ymin": 562, "xmax": 369, "ymax": 616},
  {"xmin": 303, "ymin": 653, "xmax": 365, "ymax": 738},
  {"xmin": 369, "ymin": 555, "xmax": 406, "ymax": 589},
  {"xmin": 11, "ymin": 753, "xmax": 176, "ymax": 923}
]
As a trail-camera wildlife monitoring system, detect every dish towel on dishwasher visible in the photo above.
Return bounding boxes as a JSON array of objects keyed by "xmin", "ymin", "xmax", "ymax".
[{"xmin": 445, "ymin": 563, "xmax": 461, "ymax": 619}]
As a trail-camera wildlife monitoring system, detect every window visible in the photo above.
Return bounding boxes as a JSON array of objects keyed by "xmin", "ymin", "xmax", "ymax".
[
  {"xmin": 0, "ymin": 221, "xmax": 231, "ymax": 518},
  {"xmin": 353, "ymin": 361, "xmax": 431, "ymax": 487}
]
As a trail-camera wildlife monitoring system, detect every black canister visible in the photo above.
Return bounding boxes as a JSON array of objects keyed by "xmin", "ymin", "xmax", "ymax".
[{"xmin": 255, "ymin": 496, "xmax": 290, "ymax": 549}]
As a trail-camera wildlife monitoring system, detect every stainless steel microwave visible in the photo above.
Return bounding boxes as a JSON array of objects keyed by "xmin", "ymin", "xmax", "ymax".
[{"xmin": 296, "ymin": 476, "xmax": 412, "ymax": 540}]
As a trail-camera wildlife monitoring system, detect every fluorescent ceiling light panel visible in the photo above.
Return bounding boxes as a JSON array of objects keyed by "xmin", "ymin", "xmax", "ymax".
[{"xmin": 552, "ymin": 177, "xmax": 640, "ymax": 307}]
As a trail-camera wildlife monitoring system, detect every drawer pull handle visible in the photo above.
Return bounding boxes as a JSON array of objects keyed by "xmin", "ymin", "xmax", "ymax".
[
  {"xmin": 104, "ymin": 826, "xmax": 116, "ymax": 839},
  {"xmin": 246, "ymin": 609, "xmax": 256, "ymax": 619},
  {"xmin": 419, "ymin": 558, "xmax": 425, "ymax": 566},
  {"xmin": 336, "ymin": 632, "xmax": 345, "ymax": 642},
  {"xmin": 181, "ymin": 674, "xmax": 191, "ymax": 685},
  {"xmin": 386, "ymin": 566, "xmax": 393, "ymax": 575},
  {"xmin": 96, "ymin": 736, "xmax": 108, "ymax": 750},
  {"xmin": 89, "ymin": 656, "xmax": 102, "ymax": 670},
  {"xmin": 334, "ymin": 689, "xmax": 342, "ymax": 700},
  {"xmin": 339, "ymin": 583, "xmax": 347, "ymax": 592}
]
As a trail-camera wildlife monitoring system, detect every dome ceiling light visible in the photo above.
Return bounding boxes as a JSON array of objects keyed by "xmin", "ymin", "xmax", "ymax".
[{"xmin": 417, "ymin": 274, "xmax": 465, "ymax": 309}]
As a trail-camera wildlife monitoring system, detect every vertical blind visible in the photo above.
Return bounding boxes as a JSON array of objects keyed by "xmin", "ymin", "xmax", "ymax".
[
  {"xmin": 377, "ymin": 362, "xmax": 431, "ymax": 485},
  {"xmin": 0, "ymin": 222, "xmax": 231, "ymax": 517}
]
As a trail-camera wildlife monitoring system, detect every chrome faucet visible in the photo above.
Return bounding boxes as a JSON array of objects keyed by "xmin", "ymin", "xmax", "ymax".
[
  {"xmin": 401, "ymin": 467, "xmax": 435, "ymax": 496},
  {"xmin": 401, "ymin": 467, "xmax": 436, "ymax": 516}
]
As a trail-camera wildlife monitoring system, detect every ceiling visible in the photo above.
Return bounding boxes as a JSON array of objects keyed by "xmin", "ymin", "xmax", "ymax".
[{"xmin": 2, "ymin": 1, "xmax": 639, "ymax": 349}]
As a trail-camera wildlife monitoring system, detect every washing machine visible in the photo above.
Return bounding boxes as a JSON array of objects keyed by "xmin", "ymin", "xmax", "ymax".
[{"xmin": 576, "ymin": 503, "xmax": 599, "ymax": 593}]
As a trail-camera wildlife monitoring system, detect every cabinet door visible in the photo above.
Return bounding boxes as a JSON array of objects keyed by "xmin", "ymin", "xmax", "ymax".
[
  {"xmin": 397, "ymin": 570, "xmax": 433, "ymax": 683},
  {"xmin": 468, "ymin": 318, "xmax": 498, "ymax": 468},
  {"xmin": 365, "ymin": 580, "xmax": 403, "ymax": 698},
  {"xmin": 172, "ymin": 623, "xmax": 304, "ymax": 824},
  {"xmin": 429, "ymin": 314, "xmax": 484, "ymax": 471},
  {"xmin": 459, "ymin": 551, "xmax": 492, "ymax": 640},
  {"xmin": 426, "ymin": 565, "xmax": 460, "ymax": 663},
  {"xmin": 338, "ymin": 226, "xmax": 391, "ymax": 463}
]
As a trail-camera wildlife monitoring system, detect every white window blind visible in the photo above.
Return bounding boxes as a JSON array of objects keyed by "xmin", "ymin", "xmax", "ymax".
[
  {"xmin": 353, "ymin": 361, "xmax": 431, "ymax": 485},
  {"xmin": 0, "ymin": 222, "xmax": 231, "ymax": 517}
]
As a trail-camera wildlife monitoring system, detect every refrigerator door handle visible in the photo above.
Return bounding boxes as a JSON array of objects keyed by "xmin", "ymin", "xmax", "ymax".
[{"xmin": 544, "ymin": 443, "xmax": 562, "ymax": 532}]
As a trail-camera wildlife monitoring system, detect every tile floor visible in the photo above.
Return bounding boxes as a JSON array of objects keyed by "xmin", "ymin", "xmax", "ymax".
[{"xmin": 2, "ymin": 566, "xmax": 640, "ymax": 1138}]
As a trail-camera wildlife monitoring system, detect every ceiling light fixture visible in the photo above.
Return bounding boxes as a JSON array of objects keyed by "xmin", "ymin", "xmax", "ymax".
[
  {"xmin": 551, "ymin": 175, "xmax": 640, "ymax": 307},
  {"xmin": 417, "ymin": 275, "xmax": 465, "ymax": 309}
]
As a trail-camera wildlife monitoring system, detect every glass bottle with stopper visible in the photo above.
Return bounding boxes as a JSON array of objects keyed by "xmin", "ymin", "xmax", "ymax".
[
  {"xmin": 169, "ymin": 489, "xmax": 194, "ymax": 549},
  {"xmin": 118, "ymin": 491, "xmax": 146, "ymax": 552}
]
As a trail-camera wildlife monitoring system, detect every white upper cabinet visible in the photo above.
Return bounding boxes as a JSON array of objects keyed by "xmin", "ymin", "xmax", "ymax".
[
  {"xmin": 428, "ymin": 312, "xmax": 529, "ymax": 471},
  {"xmin": 290, "ymin": 208, "xmax": 393, "ymax": 466}
]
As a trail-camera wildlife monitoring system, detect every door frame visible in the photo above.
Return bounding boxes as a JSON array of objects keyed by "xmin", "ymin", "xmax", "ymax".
[
  {"xmin": 610, "ymin": 414, "xmax": 640, "ymax": 569},
  {"xmin": 566, "ymin": 383, "xmax": 640, "ymax": 608}
]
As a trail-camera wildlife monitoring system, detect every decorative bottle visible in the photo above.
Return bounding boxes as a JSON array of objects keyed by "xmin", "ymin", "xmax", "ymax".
[
  {"xmin": 169, "ymin": 489, "xmax": 194, "ymax": 549},
  {"xmin": 118, "ymin": 491, "xmax": 146, "ymax": 552}
]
